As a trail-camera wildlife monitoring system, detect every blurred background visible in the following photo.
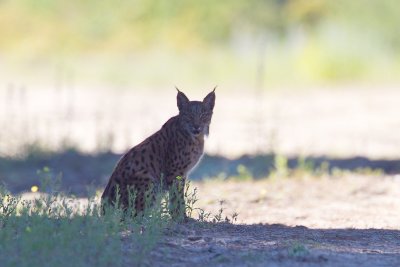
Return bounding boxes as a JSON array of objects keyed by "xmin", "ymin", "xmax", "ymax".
[{"xmin": 1, "ymin": 0, "xmax": 400, "ymax": 195}]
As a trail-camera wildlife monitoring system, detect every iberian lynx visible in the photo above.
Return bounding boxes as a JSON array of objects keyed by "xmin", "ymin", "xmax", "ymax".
[{"xmin": 101, "ymin": 88, "xmax": 216, "ymax": 220}]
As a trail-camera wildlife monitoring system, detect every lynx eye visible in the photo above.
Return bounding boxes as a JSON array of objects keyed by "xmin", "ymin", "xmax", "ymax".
[
  {"xmin": 200, "ymin": 113, "xmax": 211, "ymax": 120},
  {"xmin": 182, "ymin": 113, "xmax": 192, "ymax": 119},
  {"xmin": 184, "ymin": 114, "xmax": 195, "ymax": 121}
]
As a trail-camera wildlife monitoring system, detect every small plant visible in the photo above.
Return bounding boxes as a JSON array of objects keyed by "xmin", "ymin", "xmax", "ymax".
[
  {"xmin": 37, "ymin": 166, "xmax": 62, "ymax": 190},
  {"xmin": 0, "ymin": 186, "xmax": 21, "ymax": 228},
  {"xmin": 182, "ymin": 182, "xmax": 239, "ymax": 224},
  {"xmin": 197, "ymin": 208, "xmax": 212, "ymax": 222},
  {"xmin": 287, "ymin": 241, "xmax": 310, "ymax": 258},
  {"xmin": 289, "ymin": 156, "xmax": 318, "ymax": 179},
  {"xmin": 184, "ymin": 181, "xmax": 199, "ymax": 218},
  {"xmin": 316, "ymin": 161, "xmax": 330, "ymax": 177},
  {"xmin": 230, "ymin": 211, "xmax": 239, "ymax": 223},
  {"xmin": 270, "ymin": 154, "xmax": 289, "ymax": 179},
  {"xmin": 212, "ymin": 200, "xmax": 226, "ymax": 223},
  {"xmin": 270, "ymin": 155, "xmax": 334, "ymax": 179},
  {"xmin": 211, "ymin": 200, "xmax": 239, "ymax": 223},
  {"xmin": 234, "ymin": 164, "xmax": 253, "ymax": 181}
]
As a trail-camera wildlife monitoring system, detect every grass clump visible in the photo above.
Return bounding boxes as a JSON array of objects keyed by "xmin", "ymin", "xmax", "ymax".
[
  {"xmin": 183, "ymin": 181, "xmax": 238, "ymax": 224},
  {"xmin": 0, "ymin": 173, "xmax": 170, "ymax": 267},
  {"xmin": 0, "ymin": 169, "xmax": 238, "ymax": 267},
  {"xmin": 287, "ymin": 241, "xmax": 310, "ymax": 258}
]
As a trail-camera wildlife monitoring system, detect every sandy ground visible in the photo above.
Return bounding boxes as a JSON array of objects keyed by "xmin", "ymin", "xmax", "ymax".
[
  {"xmin": 194, "ymin": 175, "xmax": 400, "ymax": 229},
  {"xmin": 143, "ymin": 175, "xmax": 400, "ymax": 266}
]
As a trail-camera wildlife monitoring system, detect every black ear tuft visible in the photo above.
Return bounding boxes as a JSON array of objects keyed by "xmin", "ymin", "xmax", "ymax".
[
  {"xmin": 203, "ymin": 88, "xmax": 216, "ymax": 111},
  {"xmin": 176, "ymin": 87, "xmax": 189, "ymax": 111}
]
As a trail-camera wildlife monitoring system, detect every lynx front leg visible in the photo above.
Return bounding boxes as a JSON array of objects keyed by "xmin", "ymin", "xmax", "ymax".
[
  {"xmin": 169, "ymin": 176, "xmax": 187, "ymax": 221},
  {"xmin": 134, "ymin": 181, "xmax": 156, "ymax": 217}
]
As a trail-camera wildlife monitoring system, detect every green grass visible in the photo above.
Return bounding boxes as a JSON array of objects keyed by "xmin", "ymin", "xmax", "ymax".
[
  {"xmin": 0, "ymin": 186, "xmax": 168, "ymax": 267},
  {"xmin": 287, "ymin": 241, "xmax": 310, "ymax": 258},
  {"xmin": 0, "ymin": 167, "xmax": 175, "ymax": 267},
  {"xmin": 0, "ymin": 169, "xmax": 239, "ymax": 267}
]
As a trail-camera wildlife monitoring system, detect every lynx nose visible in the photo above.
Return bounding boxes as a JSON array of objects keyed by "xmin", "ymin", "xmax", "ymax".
[{"xmin": 191, "ymin": 126, "xmax": 202, "ymax": 135}]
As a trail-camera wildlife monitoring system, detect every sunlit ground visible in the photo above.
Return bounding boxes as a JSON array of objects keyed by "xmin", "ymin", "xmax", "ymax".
[
  {"xmin": 195, "ymin": 175, "xmax": 400, "ymax": 228},
  {"xmin": 18, "ymin": 173, "xmax": 400, "ymax": 229}
]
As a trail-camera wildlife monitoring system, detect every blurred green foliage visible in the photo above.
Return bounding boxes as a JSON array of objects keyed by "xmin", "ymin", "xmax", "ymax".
[
  {"xmin": 1, "ymin": 0, "xmax": 399, "ymax": 85},
  {"xmin": 0, "ymin": 0, "xmax": 316, "ymax": 52}
]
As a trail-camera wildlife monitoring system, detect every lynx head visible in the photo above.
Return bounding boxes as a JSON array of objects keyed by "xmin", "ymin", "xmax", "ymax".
[{"xmin": 176, "ymin": 87, "xmax": 216, "ymax": 137}]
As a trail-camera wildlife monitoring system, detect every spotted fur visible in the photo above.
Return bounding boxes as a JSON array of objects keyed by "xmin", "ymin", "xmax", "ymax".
[{"xmin": 101, "ymin": 88, "xmax": 216, "ymax": 219}]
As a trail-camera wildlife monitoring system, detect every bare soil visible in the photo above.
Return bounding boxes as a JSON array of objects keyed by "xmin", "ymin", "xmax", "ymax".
[{"xmin": 145, "ymin": 176, "xmax": 400, "ymax": 266}]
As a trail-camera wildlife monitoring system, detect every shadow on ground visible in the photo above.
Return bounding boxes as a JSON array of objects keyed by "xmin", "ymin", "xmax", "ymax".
[
  {"xmin": 149, "ymin": 222, "xmax": 400, "ymax": 267},
  {"xmin": 1, "ymin": 149, "xmax": 400, "ymax": 196}
]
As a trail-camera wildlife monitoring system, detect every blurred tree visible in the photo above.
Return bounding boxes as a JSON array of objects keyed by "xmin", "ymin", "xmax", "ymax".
[
  {"xmin": 329, "ymin": 0, "xmax": 400, "ymax": 50},
  {"xmin": 0, "ymin": 0, "xmax": 399, "ymax": 84},
  {"xmin": 0, "ymin": 0, "xmax": 332, "ymax": 53}
]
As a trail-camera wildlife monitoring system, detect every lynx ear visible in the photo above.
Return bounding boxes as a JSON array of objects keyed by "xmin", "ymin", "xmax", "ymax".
[
  {"xmin": 203, "ymin": 87, "xmax": 216, "ymax": 111},
  {"xmin": 176, "ymin": 87, "xmax": 189, "ymax": 111}
]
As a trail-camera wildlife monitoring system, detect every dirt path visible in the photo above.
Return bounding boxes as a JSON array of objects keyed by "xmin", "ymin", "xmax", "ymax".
[
  {"xmin": 150, "ymin": 223, "xmax": 399, "ymax": 267},
  {"xmin": 146, "ymin": 176, "xmax": 400, "ymax": 266}
]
